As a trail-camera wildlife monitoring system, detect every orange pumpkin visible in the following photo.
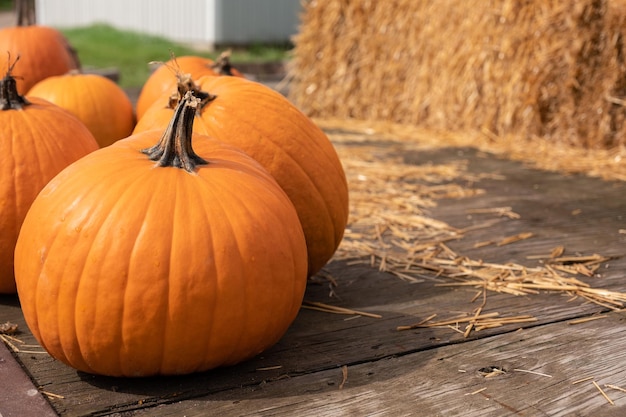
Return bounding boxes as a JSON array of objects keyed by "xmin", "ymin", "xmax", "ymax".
[
  {"xmin": 0, "ymin": 0, "xmax": 79, "ymax": 94},
  {"xmin": 28, "ymin": 72, "xmax": 136, "ymax": 147},
  {"xmin": 135, "ymin": 75, "xmax": 349, "ymax": 277},
  {"xmin": 0, "ymin": 60, "xmax": 99, "ymax": 294},
  {"xmin": 136, "ymin": 52, "xmax": 243, "ymax": 120},
  {"xmin": 14, "ymin": 92, "xmax": 307, "ymax": 377}
]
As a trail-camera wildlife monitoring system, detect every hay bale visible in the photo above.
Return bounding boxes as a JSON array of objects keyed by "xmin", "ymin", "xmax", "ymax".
[{"xmin": 289, "ymin": 0, "xmax": 626, "ymax": 149}]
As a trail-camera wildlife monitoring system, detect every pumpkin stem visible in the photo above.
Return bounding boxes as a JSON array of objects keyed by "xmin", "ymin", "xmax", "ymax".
[
  {"xmin": 15, "ymin": 0, "xmax": 37, "ymax": 26},
  {"xmin": 212, "ymin": 50, "xmax": 236, "ymax": 76},
  {"xmin": 141, "ymin": 91, "xmax": 208, "ymax": 172},
  {"xmin": 1, "ymin": 54, "xmax": 30, "ymax": 110},
  {"xmin": 154, "ymin": 52, "xmax": 217, "ymax": 111},
  {"xmin": 168, "ymin": 73, "xmax": 216, "ymax": 111}
]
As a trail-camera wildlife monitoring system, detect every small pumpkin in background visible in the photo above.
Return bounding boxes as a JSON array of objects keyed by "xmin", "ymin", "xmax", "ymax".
[
  {"xmin": 135, "ymin": 74, "xmax": 349, "ymax": 278},
  {"xmin": 136, "ymin": 51, "xmax": 243, "ymax": 120},
  {"xmin": 28, "ymin": 71, "xmax": 136, "ymax": 147},
  {"xmin": 0, "ymin": 58, "xmax": 99, "ymax": 294},
  {"xmin": 14, "ymin": 92, "xmax": 307, "ymax": 377},
  {"xmin": 0, "ymin": 0, "xmax": 79, "ymax": 94}
]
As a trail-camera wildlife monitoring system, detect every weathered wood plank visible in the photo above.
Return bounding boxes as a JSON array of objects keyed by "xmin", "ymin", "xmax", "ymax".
[
  {"xmin": 0, "ymin": 335, "xmax": 57, "ymax": 417},
  {"xmin": 1, "ymin": 253, "xmax": 623, "ymax": 416},
  {"xmin": 0, "ymin": 144, "xmax": 624, "ymax": 416},
  {"xmin": 407, "ymin": 147, "xmax": 626, "ymax": 260},
  {"xmin": 129, "ymin": 311, "xmax": 626, "ymax": 417}
]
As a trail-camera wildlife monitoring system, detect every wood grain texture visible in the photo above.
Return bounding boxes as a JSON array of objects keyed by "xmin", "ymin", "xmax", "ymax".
[
  {"xmin": 0, "ymin": 144, "xmax": 624, "ymax": 416},
  {"xmin": 130, "ymin": 311, "xmax": 626, "ymax": 417}
]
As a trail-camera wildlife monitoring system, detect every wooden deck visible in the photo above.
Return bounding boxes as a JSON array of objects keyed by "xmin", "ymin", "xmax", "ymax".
[{"xmin": 1, "ymin": 135, "xmax": 626, "ymax": 417}]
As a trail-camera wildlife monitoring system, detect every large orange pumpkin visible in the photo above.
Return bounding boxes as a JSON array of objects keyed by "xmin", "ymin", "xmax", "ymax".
[
  {"xmin": 136, "ymin": 52, "xmax": 243, "ymax": 120},
  {"xmin": 0, "ymin": 0, "xmax": 79, "ymax": 94},
  {"xmin": 28, "ymin": 72, "xmax": 136, "ymax": 147},
  {"xmin": 0, "ymin": 60, "xmax": 99, "ymax": 294},
  {"xmin": 135, "ymin": 75, "xmax": 349, "ymax": 277},
  {"xmin": 14, "ymin": 92, "xmax": 307, "ymax": 377}
]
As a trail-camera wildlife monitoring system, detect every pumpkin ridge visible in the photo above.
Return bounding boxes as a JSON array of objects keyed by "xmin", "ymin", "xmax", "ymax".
[
  {"xmin": 206, "ymin": 107, "xmax": 340, "ymax": 270},
  {"xmin": 191, "ymin": 87, "xmax": 339, "ymax": 215},
  {"xmin": 35, "ymin": 155, "xmax": 166, "ymax": 373},
  {"xmin": 226, "ymin": 83, "xmax": 346, "ymax": 178},
  {"xmin": 157, "ymin": 173, "xmax": 180, "ymax": 375},
  {"xmin": 118, "ymin": 170, "xmax": 168, "ymax": 375},
  {"xmin": 195, "ymin": 78, "xmax": 349, "ymax": 233},
  {"xmin": 1, "ymin": 86, "xmax": 97, "ymax": 294},
  {"xmin": 199, "ymin": 172, "xmax": 249, "ymax": 366},
  {"xmin": 191, "ymin": 181, "xmax": 219, "ymax": 370},
  {"xmin": 189, "ymin": 167, "xmax": 303, "ymax": 368},
  {"xmin": 29, "ymin": 185, "xmax": 99, "ymax": 369},
  {"xmin": 137, "ymin": 74, "xmax": 349, "ymax": 276},
  {"xmin": 70, "ymin": 168, "xmax": 156, "ymax": 374},
  {"xmin": 7, "ymin": 116, "xmax": 20, "ymax": 236},
  {"xmin": 15, "ymin": 131, "xmax": 307, "ymax": 376}
]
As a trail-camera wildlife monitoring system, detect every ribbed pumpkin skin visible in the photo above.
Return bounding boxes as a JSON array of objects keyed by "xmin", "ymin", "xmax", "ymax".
[
  {"xmin": 28, "ymin": 73, "xmax": 136, "ymax": 147},
  {"xmin": 0, "ymin": 26, "xmax": 78, "ymax": 94},
  {"xmin": 0, "ymin": 97, "xmax": 98, "ymax": 294},
  {"xmin": 135, "ymin": 76, "xmax": 349, "ymax": 277},
  {"xmin": 14, "ymin": 131, "xmax": 307, "ymax": 377},
  {"xmin": 136, "ymin": 55, "xmax": 243, "ymax": 120}
]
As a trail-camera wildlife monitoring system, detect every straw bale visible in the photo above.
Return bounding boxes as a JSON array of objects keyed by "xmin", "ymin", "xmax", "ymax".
[{"xmin": 290, "ymin": 0, "xmax": 626, "ymax": 149}]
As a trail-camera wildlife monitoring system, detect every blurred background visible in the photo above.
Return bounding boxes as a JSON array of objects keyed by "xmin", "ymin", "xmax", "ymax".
[
  {"xmin": 33, "ymin": 0, "xmax": 301, "ymax": 50},
  {"xmin": 0, "ymin": 0, "xmax": 296, "ymax": 90}
]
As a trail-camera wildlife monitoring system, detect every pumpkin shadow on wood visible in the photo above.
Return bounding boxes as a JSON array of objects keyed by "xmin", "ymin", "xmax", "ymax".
[
  {"xmin": 0, "ymin": 294, "xmax": 20, "ymax": 308},
  {"xmin": 78, "ymin": 261, "xmax": 440, "ymax": 406}
]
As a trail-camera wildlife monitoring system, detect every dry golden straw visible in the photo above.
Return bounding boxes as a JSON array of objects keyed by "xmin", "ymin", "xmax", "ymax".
[
  {"xmin": 339, "ymin": 365, "xmax": 349, "ymax": 390},
  {"xmin": 324, "ymin": 129, "xmax": 626, "ymax": 338},
  {"xmin": 513, "ymin": 369, "xmax": 553, "ymax": 378},
  {"xmin": 572, "ymin": 376, "xmax": 596, "ymax": 385},
  {"xmin": 41, "ymin": 391, "xmax": 65, "ymax": 400},
  {"xmin": 568, "ymin": 315, "xmax": 608, "ymax": 325},
  {"xmin": 291, "ymin": 0, "xmax": 626, "ymax": 152},
  {"xmin": 302, "ymin": 301, "xmax": 382, "ymax": 319},
  {"xmin": 465, "ymin": 387, "xmax": 487, "ymax": 396},
  {"xmin": 592, "ymin": 380, "xmax": 615, "ymax": 405},
  {"xmin": 605, "ymin": 384, "xmax": 626, "ymax": 393}
]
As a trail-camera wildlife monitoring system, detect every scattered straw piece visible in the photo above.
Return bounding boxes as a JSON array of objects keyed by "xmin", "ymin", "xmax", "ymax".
[
  {"xmin": 551, "ymin": 246, "xmax": 566, "ymax": 258},
  {"xmin": 397, "ymin": 311, "xmax": 536, "ymax": 337},
  {"xmin": 339, "ymin": 365, "xmax": 348, "ymax": 390},
  {"xmin": 482, "ymin": 368, "xmax": 507, "ymax": 378},
  {"xmin": 396, "ymin": 313, "xmax": 438, "ymax": 331},
  {"xmin": 593, "ymin": 380, "xmax": 615, "ymax": 405},
  {"xmin": 41, "ymin": 391, "xmax": 65, "ymax": 400},
  {"xmin": 568, "ymin": 315, "xmax": 608, "ymax": 325},
  {"xmin": 465, "ymin": 387, "xmax": 487, "ymax": 396},
  {"xmin": 256, "ymin": 366, "xmax": 283, "ymax": 371},
  {"xmin": 466, "ymin": 207, "xmax": 520, "ymax": 219},
  {"xmin": 302, "ymin": 301, "xmax": 382, "ymax": 319},
  {"xmin": 0, "ymin": 333, "xmax": 47, "ymax": 355},
  {"xmin": 572, "ymin": 376, "xmax": 596, "ymax": 385},
  {"xmin": 496, "ymin": 232, "xmax": 534, "ymax": 247},
  {"xmin": 0, "ymin": 335, "xmax": 21, "ymax": 353},
  {"xmin": 513, "ymin": 369, "xmax": 553, "ymax": 378},
  {"xmin": 605, "ymin": 384, "xmax": 626, "ymax": 394}
]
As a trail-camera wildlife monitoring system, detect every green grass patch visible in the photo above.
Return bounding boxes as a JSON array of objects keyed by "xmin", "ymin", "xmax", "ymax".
[
  {"xmin": 0, "ymin": 0, "xmax": 12, "ymax": 12},
  {"xmin": 61, "ymin": 24, "xmax": 291, "ymax": 89}
]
